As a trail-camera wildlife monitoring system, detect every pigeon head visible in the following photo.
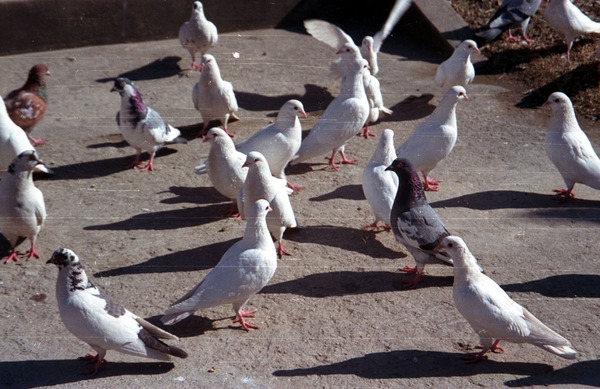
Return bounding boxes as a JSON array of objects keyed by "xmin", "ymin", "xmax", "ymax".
[
  {"xmin": 110, "ymin": 77, "xmax": 137, "ymax": 96},
  {"xmin": 251, "ymin": 199, "xmax": 272, "ymax": 218},
  {"xmin": 544, "ymin": 92, "xmax": 572, "ymax": 112},
  {"xmin": 458, "ymin": 39, "xmax": 480, "ymax": 55},
  {"xmin": 202, "ymin": 127, "xmax": 229, "ymax": 143},
  {"xmin": 192, "ymin": 1, "xmax": 204, "ymax": 13},
  {"xmin": 282, "ymin": 99, "xmax": 307, "ymax": 118},
  {"xmin": 198, "ymin": 54, "xmax": 218, "ymax": 74},
  {"xmin": 336, "ymin": 42, "xmax": 360, "ymax": 57},
  {"xmin": 361, "ymin": 36, "xmax": 374, "ymax": 52},
  {"xmin": 47, "ymin": 248, "xmax": 81, "ymax": 270},
  {"xmin": 445, "ymin": 85, "xmax": 468, "ymax": 102},
  {"xmin": 385, "ymin": 158, "xmax": 424, "ymax": 199},
  {"xmin": 434, "ymin": 236, "xmax": 471, "ymax": 266},
  {"xmin": 242, "ymin": 151, "xmax": 268, "ymax": 169},
  {"xmin": 25, "ymin": 64, "xmax": 51, "ymax": 89},
  {"xmin": 7, "ymin": 150, "xmax": 43, "ymax": 174}
]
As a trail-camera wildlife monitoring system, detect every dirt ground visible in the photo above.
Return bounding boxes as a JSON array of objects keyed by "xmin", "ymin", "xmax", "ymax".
[{"xmin": 0, "ymin": 26, "xmax": 599, "ymax": 388}]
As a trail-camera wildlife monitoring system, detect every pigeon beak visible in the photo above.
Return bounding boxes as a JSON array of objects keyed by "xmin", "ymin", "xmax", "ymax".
[
  {"xmin": 464, "ymin": 94, "xmax": 469, "ymax": 101},
  {"xmin": 46, "ymin": 70, "xmax": 52, "ymax": 76},
  {"xmin": 542, "ymin": 100, "xmax": 550, "ymax": 106},
  {"xmin": 301, "ymin": 110, "xmax": 307, "ymax": 118},
  {"xmin": 474, "ymin": 48, "xmax": 481, "ymax": 54},
  {"xmin": 384, "ymin": 165, "xmax": 392, "ymax": 171},
  {"xmin": 433, "ymin": 243, "xmax": 445, "ymax": 252},
  {"xmin": 197, "ymin": 63, "xmax": 205, "ymax": 72},
  {"xmin": 242, "ymin": 162, "xmax": 249, "ymax": 168},
  {"xmin": 202, "ymin": 137, "xmax": 210, "ymax": 143},
  {"xmin": 110, "ymin": 86, "xmax": 118, "ymax": 93}
]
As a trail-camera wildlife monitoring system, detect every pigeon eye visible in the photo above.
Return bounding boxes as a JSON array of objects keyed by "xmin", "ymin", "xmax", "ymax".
[
  {"xmin": 448, "ymin": 243, "xmax": 454, "ymax": 248},
  {"xmin": 254, "ymin": 158, "xmax": 259, "ymax": 163}
]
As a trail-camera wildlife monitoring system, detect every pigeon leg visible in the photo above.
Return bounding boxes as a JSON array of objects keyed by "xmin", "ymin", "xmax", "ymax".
[
  {"xmin": 233, "ymin": 309, "xmax": 259, "ymax": 331},
  {"xmin": 78, "ymin": 353, "xmax": 106, "ymax": 375},
  {"xmin": 136, "ymin": 155, "xmax": 155, "ymax": 171},
  {"xmin": 522, "ymin": 33, "xmax": 535, "ymax": 44},
  {"xmin": 2, "ymin": 249, "xmax": 20, "ymax": 263},
  {"xmin": 196, "ymin": 122, "xmax": 210, "ymax": 138},
  {"xmin": 402, "ymin": 272, "xmax": 422, "ymax": 289},
  {"xmin": 326, "ymin": 151, "xmax": 340, "ymax": 170},
  {"xmin": 506, "ymin": 29, "xmax": 519, "ymax": 42},
  {"xmin": 338, "ymin": 150, "xmax": 357, "ymax": 165},
  {"xmin": 28, "ymin": 135, "xmax": 46, "ymax": 146},
  {"xmin": 125, "ymin": 153, "xmax": 142, "ymax": 169},
  {"xmin": 423, "ymin": 174, "xmax": 441, "ymax": 191},
  {"xmin": 359, "ymin": 125, "xmax": 377, "ymax": 139},
  {"xmin": 23, "ymin": 243, "xmax": 40, "ymax": 260},
  {"xmin": 553, "ymin": 188, "xmax": 575, "ymax": 202},
  {"xmin": 478, "ymin": 340, "xmax": 504, "ymax": 354},
  {"xmin": 219, "ymin": 202, "xmax": 240, "ymax": 218},
  {"xmin": 462, "ymin": 350, "xmax": 489, "ymax": 363},
  {"xmin": 286, "ymin": 181, "xmax": 304, "ymax": 192},
  {"xmin": 277, "ymin": 241, "xmax": 291, "ymax": 258},
  {"xmin": 363, "ymin": 220, "xmax": 391, "ymax": 231}
]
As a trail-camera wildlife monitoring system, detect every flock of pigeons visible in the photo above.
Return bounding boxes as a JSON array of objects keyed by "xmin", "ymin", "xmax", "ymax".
[{"xmin": 1, "ymin": 0, "xmax": 598, "ymax": 377}]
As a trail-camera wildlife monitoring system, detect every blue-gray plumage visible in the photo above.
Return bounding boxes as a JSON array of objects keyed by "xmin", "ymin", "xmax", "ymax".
[
  {"xmin": 386, "ymin": 158, "xmax": 453, "ymax": 288},
  {"xmin": 111, "ymin": 77, "xmax": 187, "ymax": 171},
  {"xmin": 475, "ymin": 0, "xmax": 542, "ymax": 43}
]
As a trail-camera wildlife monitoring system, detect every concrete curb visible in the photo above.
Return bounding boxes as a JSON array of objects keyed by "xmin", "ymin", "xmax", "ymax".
[{"xmin": 0, "ymin": 0, "xmax": 475, "ymax": 57}]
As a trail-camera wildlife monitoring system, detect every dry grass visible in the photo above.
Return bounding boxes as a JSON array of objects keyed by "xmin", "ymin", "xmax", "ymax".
[{"xmin": 451, "ymin": 0, "xmax": 600, "ymax": 119}]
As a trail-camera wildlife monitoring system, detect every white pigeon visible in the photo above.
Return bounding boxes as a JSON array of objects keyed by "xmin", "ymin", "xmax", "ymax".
[
  {"xmin": 201, "ymin": 127, "xmax": 248, "ymax": 215},
  {"xmin": 544, "ymin": 91, "xmax": 600, "ymax": 201},
  {"xmin": 110, "ymin": 78, "xmax": 187, "ymax": 171},
  {"xmin": 0, "ymin": 150, "xmax": 46, "ymax": 263},
  {"xmin": 236, "ymin": 99, "xmax": 307, "ymax": 191},
  {"xmin": 362, "ymin": 129, "xmax": 398, "ymax": 230},
  {"xmin": 396, "ymin": 85, "xmax": 468, "ymax": 191},
  {"xmin": 238, "ymin": 152, "xmax": 297, "ymax": 258},
  {"xmin": 545, "ymin": 0, "xmax": 600, "ymax": 59},
  {"xmin": 161, "ymin": 199, "xmax": 277, "ymax": 331},
  {"xmin": 192, "ymin": 54, "xmax": 239, "ymax": 138},
  {"xmin": 435, "ymin": 40, "xmax": 480, "ymax": 92},
  {"xmin": 292, "ymin": 58, "xmax": 370, "ymax": 170},
  {"xmin": 47, "ymin": 248, "xmax": 188, "ymax": 375},
  {"xmin": 179, "ymin": 1, "xmax": 218, "ymax": 70},
  {"xmin": 475, "ymin": 0, "xmax": 542, "ymax": 43},
  {"xmin": 304, "ymin": 0, "xmax": 412, "ymax": 76},
  {"xmin": 363, "ymin": 69, "xmax": 393, "ymax": 138},
  {"xmin": 435, "ymin": 236, "xmax": 578, "ymax": 362},
  {"xmin": 0, "ymin": 100, "xmax": 51, "ymax": 175}
]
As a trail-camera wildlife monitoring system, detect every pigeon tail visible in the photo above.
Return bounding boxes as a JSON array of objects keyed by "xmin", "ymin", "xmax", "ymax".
[
  {"xmin": 475, "ymin": 27, "xmax": 503, "ymax": 42},
  {"xmin": 537, "ymin": 343, "xmax": 578, "ymax": 360},
  {"xmin": 161, "ymin": 310, "xmax": 193, "ymax": 326}
]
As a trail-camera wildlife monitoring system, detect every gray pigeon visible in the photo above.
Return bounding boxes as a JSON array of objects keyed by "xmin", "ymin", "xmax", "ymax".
[
  {"xmin": 475, "ymin": 0, "xmax": 542, "ymax": 43},
  {"xmin": 386, "ymin": 158, "xmax": 453, "ymax": 288},
  {"xmin": 48, "ymin": 248, "xmax": 188, "ymax": 375},
  {"xmin": 0, "ymin": 150, "xmax": 46, "ymax": 263},
  {"xmin": 111, "ymin": 78, "xmax": 187, "ymax": 171}
]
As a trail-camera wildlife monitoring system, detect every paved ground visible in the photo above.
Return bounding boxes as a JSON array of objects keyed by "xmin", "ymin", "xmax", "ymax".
[{"xmin": 0, "ymin": 24, "xmax": 599, "ymax": 389}]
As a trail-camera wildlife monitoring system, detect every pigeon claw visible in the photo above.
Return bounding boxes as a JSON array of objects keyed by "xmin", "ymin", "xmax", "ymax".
[
  {"xmin": 286, "ymin": 181, "xmax": 305, "ymax": 192},
  {"xmin": 78, "ymin": 353, "xmax": 106, "ymax": 376},
  {"xmin": 28, "ymin": 135, "xmax": 46, "ymax": 146},
  {"xmin": 233, "ymin": 309, "xmax": 259, "ymax": 332},
  {"xmin": 363, "ymin": 221, "xmax": 391, "ymax": 231},
  {"xmin": 277, "ymin": 242, "xmax": 291, "ymax": 259},
  {"xmin": 2, "ymin": 250, "xmax": 20, "ymax": 263},
  {"xmin": 461, "ymin": 352, "xmax": 489, "ymax": 363},
  {"xmin": 359, "ymin": 126, "xmax": 376, "ymax": 139},
  {"xmin": 553, "ymin": 188, "xmax": 574, "ymax": 202},
  {"xmin": 423, "ymin": 177, "xmax": 441, "ymax": 191}
]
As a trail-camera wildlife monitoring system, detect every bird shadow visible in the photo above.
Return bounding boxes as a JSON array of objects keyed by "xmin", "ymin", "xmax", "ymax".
[
  {"xmin": 309, "ymin": 184, "xmax": 365, "ymax": 201},
  {"xmin": 84, "ymin": 204, "xmax": 226, "ymax": 232},
  {"xmin": 261, "ymin": 270, "xmax": 452, "ymax": 298},
  {"xmin": 94, "ymin": 56, "xmax": 184, "ymax": 83},
  {"xmin": 93, "ymin": 238, "xmax": 236, "ymax": 277},
  {"xmin": 285, "ymin": 224, "xmax": 401, "ymax": 260},
  {"xmin": 516, "ymin": 61, "xmax": 600, "ymax": 109},
  {"xmin": 87, "ymin": 133, "xmax": 129, "ymax": 149},
  {"xmin": 235, "ymin": 84, "xmax": 334, "ymax": 113},
  {"xmin": 272, "ymin": 349, "xmax": 552, "ymax": 379},
  {"xmin": 0, "ymin": 359, "xmax": 174, "ymax": 388},
  {"xmin": 504, "ymin": 359, "xmax": 600, "ymax": 387},
  {"xmin": 430, "ymin": 190, "xmax": 600, "ymax": 215},
  {"xmin": 380, "ymin": 94, "xmax": 437, "ymax": 123},
  {"xmin": 159, "ymin": 185, "xmax": 229, "ymax": 206},
  {"xmin": 144, "ymin": 314, "xmax": 218, "ymax": 339},
  {"xmin": 49, "ymin": 148, "xmax": 180, "ymax": 180},
  {"xmin": 501, "ymin": 274, "xmax": 600, "ymax": 298}
]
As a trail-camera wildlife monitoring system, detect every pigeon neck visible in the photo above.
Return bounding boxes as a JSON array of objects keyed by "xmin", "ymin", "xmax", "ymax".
[
  {"xmin": 403, "ymin": 168, "xmax": 426, "ymax": 202},
  {"xmin": 243, "ymin": 213, "xmax": 270, "ymax": 243},
  {"xmin": 128, "ymin": 90, "xmax": 147, "ymax": 115},
  {"xmin": 24, "ymin": 73, "xmax": 46, "ymax": 92},
  {"xmin": 550, "ymin": 106, "xmax": 579, "ymax": 133},
  {"xmin": 340, "ymin": 68, "xmax": 366, "ymax": 98},
  {"xmin": 451, "ymin": 249, "xmax": 480, "ymax": 281},
  {"xmin": 9, "ymin": 169, "xmax": 35, "ymax": 191},
  {"xmin": 212, "ymin": 136, "xmax": 237, "ymax": 156},
  {"xmin": 201, "ymin": 68, "xmax": 221, "ymax": 85},
  {"xmin": 56, "ymin": 263, "xmax": 91, "ymax": 299},
  {"xmin": 431, "ymin": 96, "xmax": 458, "ymax": 125}
]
